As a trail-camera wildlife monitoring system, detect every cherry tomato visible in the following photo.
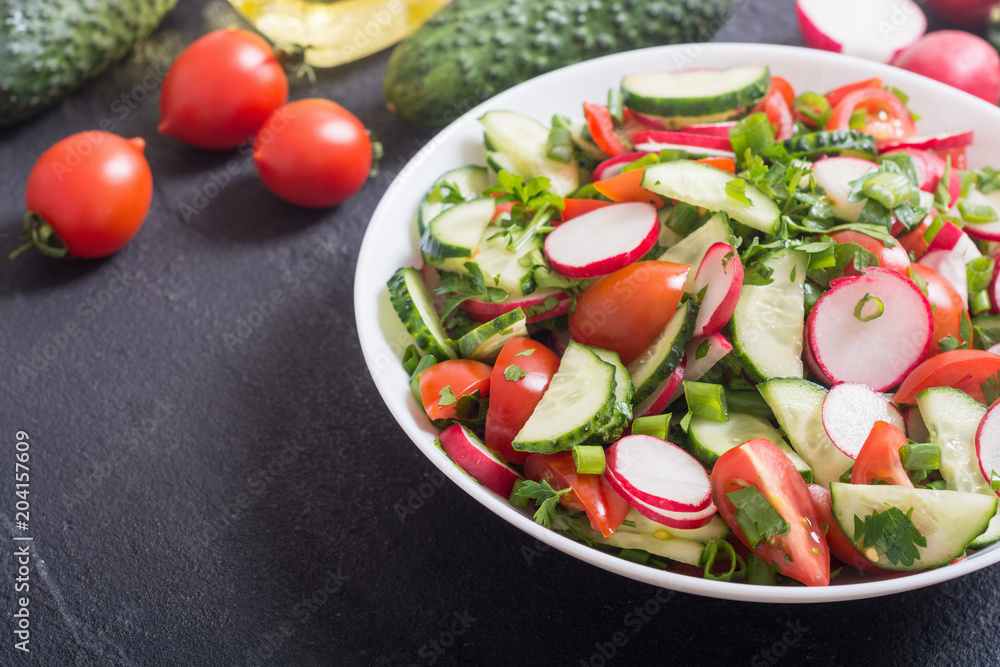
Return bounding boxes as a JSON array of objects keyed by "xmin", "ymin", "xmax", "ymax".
[
  {"xmin": 893, "ymin": 349, "xmax": 1000, "ymax": 405},
  {"xmin": 824, "ymin": 77, "xmax": 883, "ymax": 108},
  {"xmin": 253, "ymin": 99, "xmax": 373, "ymax": 208},
  {"xmin": 895, "ymin": 214, "xmax": 933, "ymax": 260},
  {"xmin": 568, "ymin": 261, "xmax": 689, "ymax": 366},
  {"xmin": 711, "ymin": 438, "xmax": 830, "ymax": 587},
  {"xmin": 19, "ymin": 132, "xmax": 152, "ymax": 259},
  {"xmin": 485, "ymin": 337, "xmax": 561, "ymax": 465},
  {"xmin": 583, "ymin": 102, "xmax": 630, "ymax": 157},
  {"xmin": 827, "ymin": 88, "xmax": 918, "ymax": 147},
  {"xmin": 757, "ymin": 82, "xmax": 794, "ymax": 141},
  {"xmin": 827, "ymin": 229, "xmax": 910, "ymax": 275},
  {"xmin": 806, "ymin": 484, "xmax": 892, "ymax": 575},
  {"xmin": 159, "ymin": 29, "xmax": 288, "ymax": 150},
  {"xmin": 851, "ymin": 421, "xmax": 914, "ymax": 487},
  {"xmin": 908, "ymin": 264, "xmax": 971, "ymax": 357},
  {"xmin": 418, "ymin": 359, "xmax": 492, "ymax": 421},
  {"xmin": 559, "ymin": 198, "xmax": 614, "ymax": 223},
  {"xmin": 525, "ymin": 452, "xmax": 631, "ymax": 537}
]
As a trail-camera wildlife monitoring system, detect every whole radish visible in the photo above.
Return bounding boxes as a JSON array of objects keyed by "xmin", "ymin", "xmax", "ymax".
[
  {"xmin": 891, "ymin": 30, "xmax": 1000, "ymax": 104},
  {"xmin": 925, "ymin": 0, "xmax": 997, "ymax": 28}
]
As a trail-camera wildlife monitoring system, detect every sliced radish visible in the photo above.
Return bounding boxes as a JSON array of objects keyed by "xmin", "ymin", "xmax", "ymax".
[
  {"xmin": 803, "ymin": 336, "xmax": 834, "ymax": 386},
  {"xmin": 885, "ymin": 148, "xmax": 961, "ymax": 207},
  {"xmin": 633, "ymin": 359, "xmax": 686, "ymax": 419},
  {"xmin": 690, "ymin": 242, "xmax": 743, "ymax": 338},
  {"xmin": 677, "ymin": 121, "xmax": 738, "ymax": 138},
  {"xmin": 811, "ymin": 156, "xmax": 878, "ymax": 223},
  {"xmin": 603, "ymin": 466, "xmax": 717, "ymax": 529},
  {"xmin": 606, "ymin": 435, "xmax": 712, "ymax": 512},
  {"xmin": 991, "ymin": 256, "xmax": 1000, "ymax": 315},
  {"xmin": 989, "ymin": 343, "xmax": 1000, "ymax": 356},
  {"xmin": 633, "ymin": 130, "xmax": 732, "ymax": 152},
  {"xmin": 957, "ymin": 189, "xmax": 1000, "ymax": 243},
  {"xmin": 438, "ymin": 423, "xmax": 522, "ymax": 497},
  {"xmin": 807, "ymin": 267, "xmax": 932, "ymax": 391},
  {"xmin": 879, "ymin": 131, "xmax": 974, "ymax": 154},
  {"xmin": 821, "ymin": 382, "xmax": 906, "ymax": 459},
  {"xmin": 918, "ymin": 249, "xmax": 969, "ymax": 306},
  {"xmin": 977, "ymin": 402, "xmax": 1000, "ymax": 497},
  {"xmin": 462, "ymin": 287, "xmax": 571, "ymax": 324},
  {"xmin": 684, "ymin": 333, "xmax": 733, "ymax": 383},
  {"xmin": 796, "ymin": 0, "xmax": 926, "ymax": 63},
  {"xmin": 544, "ymin": 202, "xmax": 659, "ymax": 279},
  {"xmin": 927, "ymin": 220, "xmax": 982, "ymax": 262},
  {"xmin": 902, "ymin": 405, "xmax": 929, "ymax": 442},
  {"xmin": 592, "ymin": 151, "xmax": 651, "ymax": 181}
]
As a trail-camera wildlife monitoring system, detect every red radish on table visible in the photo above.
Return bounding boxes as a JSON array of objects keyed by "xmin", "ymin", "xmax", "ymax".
[
  {"xmin": 796, "ymin": 0, "xmax": 927, "ymax": 63},
  {"xmin": 690, "ymin": 242, "xmax": 744, "ymax": 338},
  {"xmin": 544, "ymin": 201, "xmax": 659, "ymax": 279},
  {"xmin": 821, "ymin": 382, "xmax": 906, "ymax": 459},
  {"xmin": 438, "ymin": 423, "xmax": 522, "ymax": 497},
  {"xmin": 924, "ymin": 0, "xmax": 996, "ymax": 28},
  {"xmin": 811, "ymin": 156, "xmax": 878, "ymax": 223},
  {"xmin": 891, "ymin": 30, "xmax": 1000, "ymax": 105}
]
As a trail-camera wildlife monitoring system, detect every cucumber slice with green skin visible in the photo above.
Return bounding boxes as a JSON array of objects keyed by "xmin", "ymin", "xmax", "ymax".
[
  {"xmin": 830, "ymin": 482, "xmax": 998, "ymax": 571},
  {"xmin": 627, "ymin": 300, "xmax": 697, "ymax": 406},
  {"xmin": 731, "ymin": 249, "xmax": 808, "ymax": 382},
  {"xmin": 757, "ymin": 378, "xmax": 853, "ymax": 487},
  {"xmin": 479, "ymin": 111, "xmax": 580, "ymax": 197},
  {"xmin": 512, "ymin": 341, "xmax": 618, "ymax": 454},
  {"xmin": 457, "ymin": 308, "xmax": 528, "ymax": 362},
  {"xmin": 622, "ymin": 66, "xmax": 770, "ymax": 120},
  {"xmin": 419, "ymin": 197, "xmax": 496, "ymax": 259},
  {"xmin": 474, "ymin": 224, "xmax": 546, "ymax": 298},
  {"xmin": 591, "ymin": 347, "xmax": 635, "ymax": 442},
  {"xmin": 687, "ymin": 412, "xmax": 813, "ymax": 483},
  {"xmin": 916, "ymin": 386, "xmax": 1000, "ymax": 547},
  {"xmin": 387, "ymin": 268, "xmax": 457, "ymax": 360},
  {"xmin": 418, "ymin": 165, "xmax": 491, "ymax": 235},
  {"xmin": 656, "ymin": 212, "xmax": 735, "ymax": 291},
  {"xmin": 779, "ymin": 130, "xmax": 878, "ymax": 160},
  {"xmin": 641, "ymin": 160, "xmax": 781, "ymax": 234}
]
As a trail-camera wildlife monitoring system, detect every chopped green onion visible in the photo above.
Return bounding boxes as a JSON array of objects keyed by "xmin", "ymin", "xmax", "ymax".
[
  {"xmin": 923, "ymin": 215, "xmax": 946, "ymax": 244},
  {"xmin": 971, "ymin": 290, "xmax": 993, "ymax": 316},
  {"xmin": 725, "ymin": 390, "xmax": 774, "ymax": 418},
  {"xmin": 908, "ymin": 468, "xmax": 930, "ymax": 484},
  {"xmin": 849, "ymin": 108, "xmax": 868, "ymax": 131},
  {"xmin": 701, "ymin": 537, "xmax": 744, "ymax": 582},
  {"xmin": 745, "ymin": 552, "xmax": 777, "ymax": 586},
  {"xmin": 991, "ymin": 469, "xmax": 1000, "ymax": 493},
  {"xmin": 729, "ymin": 112, "xmax": 775, "ymax": 161},
  {"xmin": 401, "ymin": 345, "xmax": 422, "ymax": 376},
  {"xmin": 862, "ymin": 171, "xmax": 917, "ymax": 209},
  {"xmin": 667, "ymin": 202, "xmax": 700, "ymax": 235},
  {"xmin": 572, "ymin": 445, "xmax": 606, "ymax": 475},
  {"xmin": 925, "ymin": 479, "xmax": 948, "ymax": 491},
  {"xmin": 683, "ymin": 380, "xmax": 728, "ymax": 422},
  {"xmin": 545, "ymin": 126, "xmax": 573, "ymax": 163},
  {"xmin": 408, "ymin": 353, "xmax": 439, "ymax": 404},
  {"xmin": 898, "ymin": 443, "xmax": 940, "ymax": 470},
  {"xmin": 853, "ymin": 293, "xmax": 884, "ymax": 322},
  {"xmin": 607, "ymin": 88, "xmax": 624, "ymax": 125},
  {"xmin": 631, "ymin": 413, "xmax": 672, "ymax": 440},
  {"xmin": 793, "ymin": 92, "xmax": 832, "ymax": 127},
  {"xmin": 618, "ymin": 548, "xmax": 649, "ymax": 565},
  {"xmin": 957, "ymin": 199, "xmax": 999, "ymax": 223},
  {"xmin": 509, "ymin": 479, "xmax": 530, "ymax": 508},
  {"xmin": 968, "ymin": 256, "xmax": 995, "ymax": 293},
  {"xmin": 808, "ymin": 244, "xmax": 837, "ymax": 271}
]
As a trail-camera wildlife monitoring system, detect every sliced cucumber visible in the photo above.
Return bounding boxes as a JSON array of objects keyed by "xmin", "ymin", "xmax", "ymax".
[
  {"xmin": 479, "ymin": 111, "xmax": 580, "ymax": 197},
  {"xmin": 627, "ymin": 300, "xmax": 697, "ymax": 405},
  {"xmin": 387, "ymin": 267, "xmax": 457, "ymax": 360},
  {"xmin": 656, "ymin": 212, "xmax": 735, "ymax": 290},
  {"xmin": 830, "ymin": 482, "xmax": 997, "ymax": 570},
  {"xmin": 457, "ymin": 308, "xmax": 528, "ymax": 362},
  {"xmin": 757, "ymin": 378, "xmax": 853, "ymax": 487},
  {"xmin": 473, "ymin": 224, "xmax": 545, "ymax": 298},
  {"xmin": 418, "ymin": 165, "xmax": 491, "ymax": 235},
  {"xmin": 419, "ymin": 197, "xmax": 496, "ymax": 259},
  {"xmin": 780, "ymin": 130, "xmax": 877, "ymax": 160},
  {"xmin": 916, "ymin": 387, "xmax": 1000, "ymax": 547},
  {"xmin": 622, "ymin": 66, "xmax": 770, "ymax": 119},
  {"xmin": 731, "ymin": 248, "xmax": 808, "ymax": 382},
  {"xmin": 641, "ymin": 160, "xmax": 781, "ymax": 234},
  {"xmin": 591, "ymin": 347, "xmax": 635, "ymax": 442},
  {"xmin": 687, "ymin": 412, "xmax": 812, "ymax": 483},
  {"xmin": 512, "ymin": 341, "xmax": 618, "ymax": 454}
]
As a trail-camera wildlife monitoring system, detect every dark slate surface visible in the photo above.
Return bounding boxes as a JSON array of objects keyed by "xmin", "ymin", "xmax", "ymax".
[{"xmin": 1, "ymin": 0, "xmax": 995, "ymax": 665}]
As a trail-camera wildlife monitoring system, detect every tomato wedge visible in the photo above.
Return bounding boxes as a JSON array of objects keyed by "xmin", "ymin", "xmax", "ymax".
[
  {"xmin": 758, "ymin": 82, "xmax": 794, "ymax": 141},
  {"xmin": 568, "ymin": 261, "xmax": 688, "ymax": 366},
  {"xmin": 484, "ymin": 338, "xmax": 560, "ymax": 465},
  {"xmin": 525, "ymin": 452, "xmax": 631, "ymax": 537},
  {"xmin": 824, "ymin": 77, "xmax": 882, "ymax": 108},
  {"xmin": 908, "ymin": 264, "xmax": 971, "ymax": 357},
  {"xmin": 893, "ymin": 350, "xmax": 1000, "ymax": 405},
  {"xmin": 418, "ymin": 359, "xmax": 492, "ymax": 421},
  {"xmin": 895, "ymin": 214, "xmax": 933, "ymax": 260},
  {"xmin": 770, "ymin": 76, "xmax": 796, "ymax": 107},
  {"xmin": 827, "ymin": 88, "xmax": 917, "ymax": 146},
  {"xmin": 583, "ymin": 102, "xmax": 630, "ymax": 157},
  {"xmin": 806, "ymin": 484, "xmax": 892, "ymax": 575},
  {"xmin": 828, "ymin": 229, "xmax": 910, "ymax": 275},
  {"xmin": 559, "ymin": 198, "xmax": 614, "ymax": 223},
  {"xmin": 851, "ymin": 421, "xmax": 914, "ymax": 487},
  {"xmin": 711, "ymin": 438, "xmax": 830, "ymax": 587},
  {"xmin": 592, "ymin": 167, "xmax": 664, "ymax": 208}
]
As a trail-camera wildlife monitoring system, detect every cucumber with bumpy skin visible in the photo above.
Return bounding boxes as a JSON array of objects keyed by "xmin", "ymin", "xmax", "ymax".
[
  {"xmin": 387, "ymin": 267, "xmax": 457, "ymax": 361},
  {"xmin": 627, "ymin": 300, "xmax": 697, "ymax": 405},
  {"xmin": 621, "ymin": 66, "xmax": 770, "ymax": 120},
  {"xmin": 457, "ymin": 308, "xmax": 527, "ymax": 362},
  {"xmin": 418, "ymin": 166, "xmax": 491, "ymax": 236},
  {"xmin": 780, "ymin": 130, "xmax": 878, "ymax": 160},
  {"xmin": 383, "ymin": 0, "xmax": 739, "ymax": 128},
  {"xmin": 687, "ymin": 412, "xmax": 813, "ymax": 483}
]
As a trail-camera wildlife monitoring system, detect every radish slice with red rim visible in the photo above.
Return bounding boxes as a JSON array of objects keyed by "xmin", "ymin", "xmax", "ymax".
[
  {"xmin": 691, "ymin": 242, "xmax": 744, "ymax": 338},
  {"xmin": 633, "ymin": 130, "xmax": 732, "ymax": 152},
  {"xmin": 544, "ymin": 201, "xmax": 659, "ymax": 279},
  {"xmin": 592, "ymin": 151, "xmax": 651, "ymax": 181},
  {"xmin": 677, "ymin": 121, "xmax": 738, "ymax": 138},
  {"xmin": 821, "ymin": 382, "xmax": 906, "ymax": 459},
  {"xmin": 633, "ymin": 359, "xmax": 686, "ymax": 419},
  {"xmin": 605, "ymin": 434, "xmax": 712, "ymax": 512},
  {"xmin": 683, "ymin": 333, "xmax": 733, "ymax": 384},
  {"xmin": 803, "ymin": 336, "xmax": 834, "ymax": 387},
  {"xmin": 462, "ymin": 287, "xmax": 571, "ymax": 324},
  {"xmin": 438, "ymin": 423, "xmax": 522, "ymax": 497},
  {"xmin": 879, "ymin": 131, "xmax": 974, "ymax": 153},
  {"xmin": 918, "ymin": 249, "xmax": 969, "ymax": 306},
  {"xmin": 806, "ymin": 267, "xmax": 932, "ymax": 391},
  {"xmin": 796, "ymin": 0, "xmax": 926, "ymax": 63},
  {"xmin": 604, "ymin": 467, "xmax": 717, "ymax": 529},
  {"xmin": 977, "ymin": 402, "xmax": 1000, "ymax": 497}
]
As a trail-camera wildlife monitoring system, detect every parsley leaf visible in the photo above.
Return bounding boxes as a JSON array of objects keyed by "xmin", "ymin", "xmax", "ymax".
[
  {"xmin": 725, "ymin": 178, "xmax": 753, "ymax": 206},
  {"xmin": 437, "ymin": 385, "xmax": 457, "ymax": 407},
  {"xmin": 433, "ymin": 262, "xmax": 509, "ymax": 321},
  {"xmin": 514, "ymin": 480, "xmax": 572, "ymax": 528},
  {"xmin": 934, "ymin": 156, "xmax": 953, "ymax": 213},
  {"xmin": 981, "ymin": 370, "xmax": 1000, "ymax": 406},
  {"xmin": 427, "ymin": 182, "xmax": 467, "ymax": 206},
  {"xmin": 504, "ymin": 364, "xmax": 527, "ymax": 381},
  {"xmin": 726, "ymin": 486, "xmax": 789, "ymax": 549},
  {"xmin": 514, "ymin": 348, "xmax": 536, "ymax": 357},
  {"xmin": 853, "ymin": 504, "xmax": 926, "ymax": 567}
]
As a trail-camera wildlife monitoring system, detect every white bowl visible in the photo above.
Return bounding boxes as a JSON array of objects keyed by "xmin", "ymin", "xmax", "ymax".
[{"xmin": 355, "ymin": 42, "xmax": 1000, "ymax": 603}]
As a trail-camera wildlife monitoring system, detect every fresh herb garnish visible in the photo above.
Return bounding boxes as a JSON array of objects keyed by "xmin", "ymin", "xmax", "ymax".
[
  {"xmin": 515, "ymin": 480, "xmax": 572, "ymax": 528},
  {"xmin": 853, "ymin": 504, "xmax": 926, "ymax": 567},
  {"xmin": 437, "ymin": 385, "xmax": 457, "ymax": 407},
  {"xmin": 504, "ymin": 364, "xmax": 527, "ymax": 381},
  {"xmin": 726, "ymin": 486, "xmax": 789, "ymax": 549},
  {"xmin": 434, "ymin": 262, "xmax": 508, "ymax": 322}
]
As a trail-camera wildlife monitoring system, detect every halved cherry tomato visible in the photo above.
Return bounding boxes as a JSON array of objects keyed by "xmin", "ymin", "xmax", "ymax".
[
  {"xmin": 937, "ymin": 146, "xmax": 968, "ymax": 171},
  {"xmin": 908, "ymin": 264, "xmax": 971, "ymax": 357},
  {"xmin": 418, "ymin": 359, "xmax": 492, "ymax": 421},
  {"xmin": 592, "ymin": 168, "xmax": 664, "ymax": 208},
  {"xmin": 770, "ymin": 76, "xmax": 796, "ymax": 107},
  {"xmin": 828, "ymin": 229, "xmax": 910, "ymax": 275},
  {"xmin": 583, "ymin": 102, "xmax": 630, "ymax": 157},
  {"xmin": 895, "ymin": 214, "xmax": 933, "ymax": 260},
  {"xmin": 807, "ymin": 484, "xmax": 892, "ymax": 575},
  {"xmin": 568, "ymin": 261, "xmax": 689, "ymax": 366},
  {"xmin": 827, "ymin": 88, "xmax": 918, "ymax": 147},
  {"xmin": 824, "ymin": 77, "xmax": 883, "ymax": 109},
  {"xmin": 851, "ymin": 421, "xmax": 914, "ymax": 487},
  {"xmin": 711, "ymin": 438, "xmax": 830, "ymax": 587},
  {"xmin": 525, "ymin": 452, "xmax": 631, "ymax": 537},
  {"xmin": 757, "ymin": 82, "xmax": 794, "ymax": 141},
  {"xmin": 559, "ymin": 198, "xmax": 614, "ymax": 223},
  {"xmin": 893, "ymin": 350, "xmax": 1000, "ymax": 405},
  {"xmin": 695, "ymin": 156, "xmax": 736, "ymax": 173},
  {"xmin": 484, "ymin": 338, "xmax": 560, "ymax": 465},
  {"xmin": 491, "ymin": 201, "xmax": 516, "ymax": 222}
]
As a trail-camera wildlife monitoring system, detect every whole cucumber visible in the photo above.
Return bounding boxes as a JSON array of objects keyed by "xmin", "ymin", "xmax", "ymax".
[
  {"xmin": 0, "ymin": 0, "xmax": 178, "ymax": 126},
  {"xmin": 383, "ymin": 0, "xmax": 738, "ymax": 128}
]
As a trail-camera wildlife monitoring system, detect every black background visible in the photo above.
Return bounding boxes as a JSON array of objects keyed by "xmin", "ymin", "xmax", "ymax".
[{"xmin": 2, "ymin": 0, "xmax": 996, "ymax": 665}]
